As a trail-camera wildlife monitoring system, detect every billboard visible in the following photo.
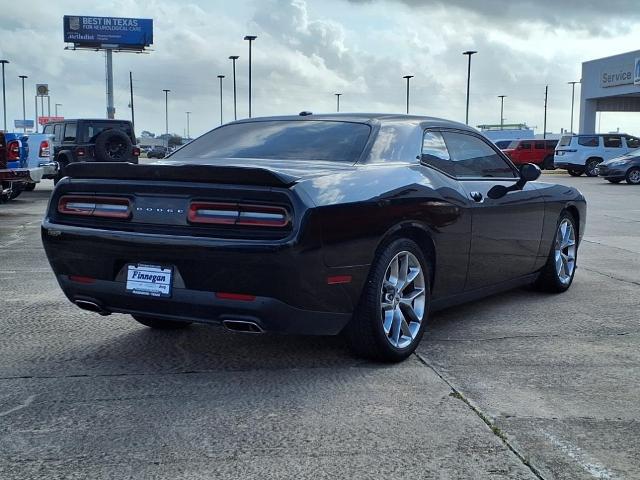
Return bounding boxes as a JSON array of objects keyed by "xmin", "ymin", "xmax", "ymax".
[
  {"xmin": 38, "ymin": 116, "xmax": 64, "ymax": 126},
  {"xmin": 63, "ymin": 15, "xmax": 153, "ymax": 49},
  {"xmin": 635, "ymin": 57, "xmax": 640, "ymax": 86},
  {"xmin": 14, "ymin": 120, "xmax": 34, "ymax": 129}
]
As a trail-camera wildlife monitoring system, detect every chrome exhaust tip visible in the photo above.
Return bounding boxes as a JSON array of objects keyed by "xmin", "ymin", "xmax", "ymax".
[
  {"xmin": 222, "ymin": 319, "xmax": 264, "ymax": 334},
  {"xmin": 75, "ymin": 300, "xmax": 110, "ymax": 316}
]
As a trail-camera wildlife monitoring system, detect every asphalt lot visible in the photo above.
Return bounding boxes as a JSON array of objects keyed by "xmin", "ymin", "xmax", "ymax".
[{"xmin": 1, "ymin": 173, "xmax": 638, "ymax": 479}]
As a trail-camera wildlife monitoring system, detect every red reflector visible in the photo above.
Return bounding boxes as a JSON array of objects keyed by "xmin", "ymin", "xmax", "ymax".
[
  {"xmin": 215, "ymin": 292, "xmax": 256, "ymax": 302},
  {"xmin": 58, "ymin": 195, "xmax": 131, "ymax": 219},
  {"xmin": 69, "ymin": 275, "xmax": 96, "ymax": 284},
  {"xmin": 132, "ymin": 147, "xmax": 140, "ymax": 157},
  {"xmin": 327, "ymin": 275, "xmax": 352, "ymax": 285}
]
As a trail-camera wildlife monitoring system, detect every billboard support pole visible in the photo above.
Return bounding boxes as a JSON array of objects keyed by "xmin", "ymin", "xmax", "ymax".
[
  {"xmin": 34, "ymin": 96, "xmax": 38, "ymax": 133},
  {"xmin": 105, "ymin": 49, "xmax": 115, "ymax": 119},
  {"xmin": 47, "ymin": 95, "xmax": 50, "ymax": 117},
  {"xmin": 129, "ymin": 71, "xmax": 135, "ymax": 134}
]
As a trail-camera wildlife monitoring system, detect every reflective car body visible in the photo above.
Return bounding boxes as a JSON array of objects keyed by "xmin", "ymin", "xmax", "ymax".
[
  {"xmin": 597, "ymin": 149, "xmax": 640, "ymax": 182},
  {"xmin": 42, "ymin": 114, "xmax": 586, "ymax": 335}
]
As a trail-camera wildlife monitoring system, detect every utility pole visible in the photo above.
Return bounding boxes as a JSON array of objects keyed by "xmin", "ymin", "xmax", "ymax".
[
  {"xmin": 163, "ymin": 89, "xmax": 170, "ymax": 136},
  {"xmin": 568, "ymin": 81, "xmax": 579, "ymax": 134},
  {"xmin": 463, "ymin": 51, "xmax": 477, "ymax": 125},
  {"xmin": 403, "ymin": 75, "xmax": 413, "ymax": 114},
  {"xmin": 229, "ymin": 55, "xmax": 239, "ymax": 121},
  {"xmin": 218, "ymin": 75, "xmax": 225, "ymax": 125},
  {"xmin": 129, "ymin": 71, "xmax": 135, "ymax": 133},
  {"xmin": 18, "ymin": 75, "xmax": 27, "ymax": 133},
  {"xmin": 335, "ymin": 93, "xmax": 342, "ymax": 112},
  {"xmin": 186, "ymin": 111, "xmax": 191, "ymax": 139},
  {"xmin": 0, "ymin": 60, "xmax": 8, "ymax": 131},
  {"xmin": 498, "ymin": 95, "xmax": 506, "ymax": 130},
  {"xmin": 543, "ymin": 85, "xmax": 548, "ymax": 139},
  {"xmin": 244, "ymin": 35, "xmax": 257, "ymax": 118}
]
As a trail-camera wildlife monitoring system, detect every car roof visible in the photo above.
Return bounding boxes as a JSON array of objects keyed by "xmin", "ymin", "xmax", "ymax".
[{"xmin": 226, "ymin": 113, "xmax": 471, "ymax": 131}]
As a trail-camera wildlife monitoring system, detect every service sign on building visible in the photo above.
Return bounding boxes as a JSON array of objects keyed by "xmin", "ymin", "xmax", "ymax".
[
  {"xmin": 63, "ymin": 15, "xmax": 153, "ymax": 49},
  {"xmin": 635, "ymin": 57, "xmax": 640, "ymax": 86}
]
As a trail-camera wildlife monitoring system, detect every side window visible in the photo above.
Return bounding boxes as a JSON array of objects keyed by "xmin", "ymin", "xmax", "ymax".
[
  {"xmin": 442, "ymin": 131, "xmax": 517, "ymax": 178},
  {"xmin": 626, "ymin": 136, "xmax": 640, "ymax": 149},
  {"xmin": 535, "ymin": 142, "xmax": 545, "ymax": 149},
  {"xmin": 603, "ymin": 135, "xmax": 622, "ymax": 148},
  {"xmin": 520, "ymin": 142, "xmax": 532, "ymax": 150},
  {"xmin": 42, "ymin": 125, "xmax": 53, "ymax": 135},
  {"xmin": 63, "ymin": 123, "xmax": 77, "ymax": 142},
  {"xmin": 53, "ymin": 124, "xmax": 63, "ymax": 142},
  {"xmin": 421, "ymin": 130, "xmax": 454, "ymax": 176},
  {"xmin": 578, "ymin": 136, "xmax": 599, "ymax": 147},
  {"xmin": 545, "ymin": 140, "xmax": 558, "ymax": 150}
]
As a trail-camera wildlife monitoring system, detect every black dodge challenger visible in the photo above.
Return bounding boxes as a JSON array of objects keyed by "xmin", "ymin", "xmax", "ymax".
[{"xmin": 42, "ymin": 114, "xmax": 586, "ymax": 361}]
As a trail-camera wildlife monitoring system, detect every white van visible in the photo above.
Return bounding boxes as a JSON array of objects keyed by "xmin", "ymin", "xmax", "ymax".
[{"xmin": 554, "ymin": 134, "xmax": 640, "ymax": 177}]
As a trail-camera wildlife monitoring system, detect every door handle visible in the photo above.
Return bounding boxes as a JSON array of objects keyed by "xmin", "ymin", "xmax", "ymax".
[{"xmin": 470, "ymin": 191, "xmax": 483, "ymax": 202}]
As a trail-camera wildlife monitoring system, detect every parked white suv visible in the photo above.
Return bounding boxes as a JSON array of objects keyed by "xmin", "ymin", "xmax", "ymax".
[{"xmin": 554, "ymin": 134, "xmax": 640, "ymax": 177}]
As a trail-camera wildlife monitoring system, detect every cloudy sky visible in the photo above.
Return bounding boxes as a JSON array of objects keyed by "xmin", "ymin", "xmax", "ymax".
[{"xmin": 0, "ymin": 0, "xmax": 639, "ymax": 138}]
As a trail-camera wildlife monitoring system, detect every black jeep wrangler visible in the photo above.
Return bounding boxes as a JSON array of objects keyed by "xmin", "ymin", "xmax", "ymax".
[{"xmin": 42, "ymin": 119, "xmax": 140, "ymax": 183}]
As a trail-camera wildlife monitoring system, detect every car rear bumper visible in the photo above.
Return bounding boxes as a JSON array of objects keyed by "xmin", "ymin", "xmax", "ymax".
[
  {"xmin": 0, "ymin": 167, "xmax": 42, "ymax": 183},
  {"xmin": 42, "ymin": 221, "xmax": 368, "ymax": 335},
  {"xmin": 58, "ymin": 274, "xmax": 352, "ymax": 335}
]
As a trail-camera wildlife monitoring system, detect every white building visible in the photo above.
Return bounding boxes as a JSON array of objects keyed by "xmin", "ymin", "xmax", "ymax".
[{"xmin": 580, "ymin": 50, "xmax": 640, "ymax": 134}]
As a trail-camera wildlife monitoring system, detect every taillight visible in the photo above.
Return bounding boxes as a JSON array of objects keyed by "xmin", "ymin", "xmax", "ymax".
[
  {"xmin": 188, "ymin": 202, "xmax": 290, "ymax": 227},
  {"xmin": 76, "ymin": 147, "xmax": 86, "ymax": 157},
  {"xmin": 39, "ymin": 140, "xmax": 50, "ymax": 158},
  {"xmin": 7, "ymin": 140, "xmax": 20, "ymax": 160},
  {"xmin": 58, "ymin": 195, "xmax": 132, "ymax": 219},
  {"xmin": 132, "ymin": 147, "xmax": 140, "ymax": 157}
]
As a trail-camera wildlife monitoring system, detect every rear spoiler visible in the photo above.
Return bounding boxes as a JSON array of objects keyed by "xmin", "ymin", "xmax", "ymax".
[{"xmin": 63, "ymin": 162, "xmax": 299, "ymax": 188}]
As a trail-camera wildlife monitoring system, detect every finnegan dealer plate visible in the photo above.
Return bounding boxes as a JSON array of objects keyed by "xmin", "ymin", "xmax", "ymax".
[{"xmin": 126, "ymin": 264, "xmax": 173, "ymax": 298}]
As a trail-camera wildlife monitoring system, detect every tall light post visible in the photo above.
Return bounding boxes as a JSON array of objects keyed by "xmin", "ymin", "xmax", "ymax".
[
  {"xmin": 403, "ymin": 75, "xmax": 413, "ymax": 114},
  {"xmin": 462, "ymin": 50, "xmax": 477, "ymax": 125},
  {"xmin": 163, "ymin": 89, "xmax": 170, "ymax": 137},
  {"xmin": 0, "ymin": 60, "xmax": 8, "ymax": 132},
  {"xmin": 55, "ymin": 103, "xmax": 62, "ymax": 116},
  {"xmin": 498, "ymin": 95, "xmax": 506, "ymax": 130},
  {"xmin": 217, "ymin": 75, "xmax": 225, "ymax": 125},
  {"xmin": 543, "ymin": 85, "xmax": 548, "ymax": 139},
  {"xmin": 335, "ymin": 93, "xmax": 342, "ymax": 112},
  {"xmin": 244, "ymin": 35, "xmax": 257, "ymax": 118},
  {"xmin": 568, "ymin": 81, "xmax": 579, "ymax": 133},
  {"xmin": 186, "ymin": 111, "xmax": 191, "ymax": 140},
  {"xmin": 19, "ymin": 75, "xmax": 27, "ymax": 133},
  {"xmin": 229, "ymin": 55, "xmax": 239, "ymax": 121}
]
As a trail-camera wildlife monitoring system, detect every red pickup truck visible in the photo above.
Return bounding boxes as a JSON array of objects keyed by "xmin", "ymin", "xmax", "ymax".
[{"xmin": 501, "ymin": 139, "xmax": 558, "ymax": 170}]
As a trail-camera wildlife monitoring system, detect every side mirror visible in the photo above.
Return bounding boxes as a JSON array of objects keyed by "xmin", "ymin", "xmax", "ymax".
[{"xmin": 520, "ymin": 163, "xmax": 541, "ymax": 183}]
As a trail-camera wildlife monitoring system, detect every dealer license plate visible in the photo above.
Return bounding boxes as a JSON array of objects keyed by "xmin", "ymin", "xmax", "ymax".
[{"xmin": 126, "ymin": 264, "xmax": 173, "ymax": 298}]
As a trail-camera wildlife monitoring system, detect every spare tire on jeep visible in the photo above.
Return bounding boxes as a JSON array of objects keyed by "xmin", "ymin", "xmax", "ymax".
[{"xmin": 94, "ymin": 129, "xmax": 132, "ymax": 162}]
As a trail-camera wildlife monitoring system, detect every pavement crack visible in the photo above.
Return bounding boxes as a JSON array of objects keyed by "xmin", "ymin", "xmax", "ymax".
[
  {"xmin": 581, "ymin": 266, "xmax": 640, "ymax": 287},
  {"xmin": 427, "ymin": 332, "xmax": 637, "ymax": 342},
  {"xmin": 415, "ymin": 352, "xmax": 546, "ymax": 480}
]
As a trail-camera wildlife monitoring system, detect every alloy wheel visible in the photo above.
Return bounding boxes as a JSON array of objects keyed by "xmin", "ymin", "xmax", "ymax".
[
  {"xmin": 555, "ymin": 219, "xmax": 576, "ymax": 285},
  {"xmin": 627, "ymin": 168, "xmax": 640, "ymax": 185},
  {"xmin": 380, "ymin": 251, "xmax": 426, "ymax": 349}
]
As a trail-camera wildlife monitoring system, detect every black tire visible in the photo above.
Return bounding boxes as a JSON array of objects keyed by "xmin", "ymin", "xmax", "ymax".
[
  {"xmin": 606, "ymin": 178, "xmax": 623, "ymax": 184},
  {"xmin": 567, "ymin": 168, "xmax": 583, "ymax": 177},
  {"xmin": 534, "ymin": 211, "xmax": 578, "ymax": 293},
  {"xmin": 23, "ymin": 183, "xmax": 36, "ymax": 191},
  {"xmin": 344, "ymin": 238, "xmax": 431, "ymax": 362},
  {"xmin": 542, "ymin": 155, "xmax": 555, "ymax": 170},
  {"xmin": 94, "ymin": 129, "xmax": 132, "ymax": 162},
  {"xmin": 132, "ymin": 315, "xmax": 192, "ymax": 330},
  {"xmin": 625, "ymin": 167, "xmax": 640, "ymax": 185},
  {"xmin": 584, "ymin": 158, "xmax": 601, "ymax": 177}
]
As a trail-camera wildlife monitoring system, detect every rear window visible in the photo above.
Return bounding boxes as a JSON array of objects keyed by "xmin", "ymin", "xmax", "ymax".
[
  {"xmin": 558, "ymin": 136, "xmax": 573, "ymax": 147},
  {"xmin": 578, "ymin": 136, "xmax": 599, "ymax": 147},
  {"xmin": 627, "ymin": 137, "xmax": 640, "ymax": 149},
  {"xmin": 171, "ymin": 120, "xmax": 372, "ymax": 162}
]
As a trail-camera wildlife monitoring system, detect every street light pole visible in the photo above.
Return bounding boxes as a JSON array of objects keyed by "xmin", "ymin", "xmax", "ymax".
[
  {"xmin": 186, "ymin": 111, "xmax": 191, "ymax": 139},
  {"xmin": 543, "ymin": 85, "xmax": 548, "ymax": 139},
  {"xmin": 403, "ymin": 75, "xmax": 413, "ymax": 114},
  {"xmin": 498, "ymin": 95, "xmax": 506, "ymax": 130},
  {"xmin": 218, "ymin": 75, "xmax": 225, "ymax": 125},
  {"xmin": 163, "ymin": 89, "xmax": 170, "ymax": 136},
  {"xmin": 229, "ymin": 55, "xmax": 239, "ymax": 121},
  {"xmin": 462, "ymin": 50, "xmax": 477, "ymax": 125},
  {"xmin": 55, "ymin": 103, "xmax": 62, "ymax": 116},
  {"xmin": 19, "ymin": 75, "xmax": 27, "ymax": 133},
  {"xmin": 0, "ymin": 60, "xmax": 8, "ymax": 132},
  {"xmin": 244, "ymin": 35, "xmax": 257, "ymax": 118},
  {"xmin": 568, "ymin": 81, "xmax": 579, "ymax": 134},
  {"xmin": 335, "ymin": 93, "xmax": 342, "ymax": 112}
]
